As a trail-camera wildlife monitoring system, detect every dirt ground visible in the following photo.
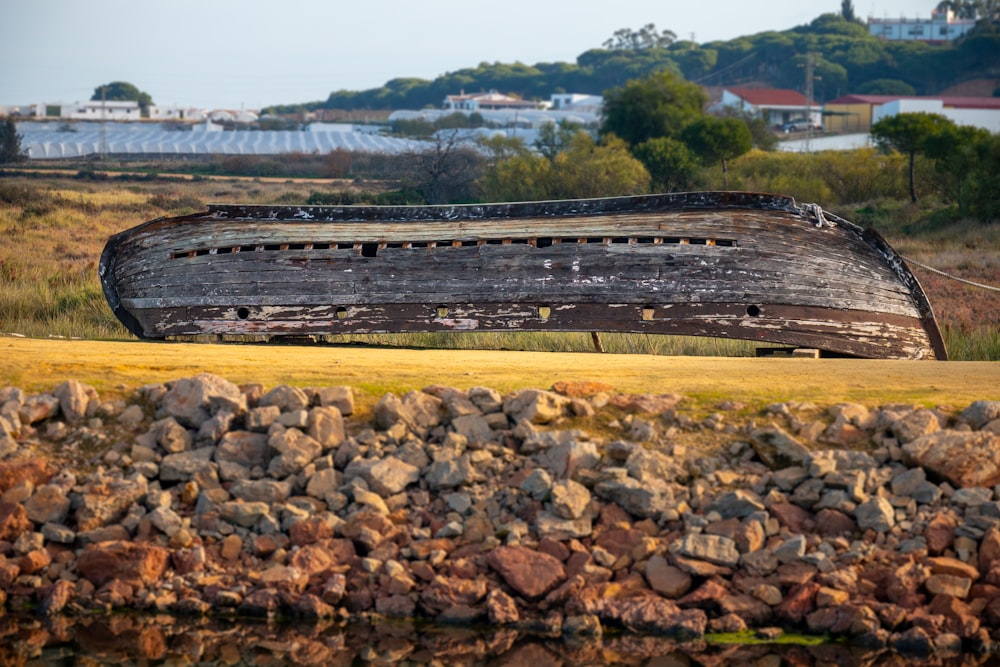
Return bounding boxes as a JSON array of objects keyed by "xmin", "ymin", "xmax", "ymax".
[{"xmin": 1, "ymin": 337, "xmax": 996, "ymax": 414}]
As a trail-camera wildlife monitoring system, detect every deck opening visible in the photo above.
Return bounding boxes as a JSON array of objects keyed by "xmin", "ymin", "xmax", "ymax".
[
  {"xmin": 716, "ymin": 239, "xmax": 737, "ymax": 247},
  {"xmin": 336, "ymin": 307, "xmax": 348, "ymax": 320},
  {"xmin": 536, "ymin": 237, "xmax": 553, "ymax": 248},
  {"xmin": 461, "ymin": 240, "xmax": 478, "ymax": 247},
  {"xmin": 689, "ymin": 239, "xmax": 708, "ymax": 245},
  {"xmin": 436, "ymin": 305, "xmax": 449, "ymax": 318},
  {"xmin": 236, "ymin": 307, "xmax": 250, "ymax": 320},
  {"xmin": 361, "ymin": 243, "xmax": 379, "ymax": 258},
  {"xmin": 538, "ymin": 305, "xmax": 551, "ymax": 320},
  {"xmin": 264, "ymin": 244, "xmax": 281, "ymax": 251},
  {"xmin": 314, "ymin": 243, "xmax": 331, "ymax": 250},
  {"xmin": 336, "ymin": 243, "xmax": 354, "ymax": 250},
  {"xmin": 641, "ymin": 306, "xmax": 655, "ymax": 321},
  {"xmin": 746, "ymin": 305, "xmax": 762, "ymax": 317},
  {"xmin": 288, "ymin": 243, "xmax": 308, "ymax": 250},
  {"xmin": 612, "ymin": 237, "xmax": 630, "ymax": 244}
]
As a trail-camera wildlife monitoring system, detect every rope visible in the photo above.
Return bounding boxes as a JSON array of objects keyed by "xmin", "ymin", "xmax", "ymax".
[{"xmin": 903, "ymin": 256, "xmax": 1000, "ymax": 293}]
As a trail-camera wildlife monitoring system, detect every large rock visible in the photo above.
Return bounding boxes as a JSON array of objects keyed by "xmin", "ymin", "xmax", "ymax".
[
  {"xmin": 855, "ymin": 496, "xmax": 895, "ymax": 532},
  {"xmin": 258, "ymin": 384, "xmax": 310, "ymax": 413},
  {"xmin": 961, "ymin": 401, "xmax": 1000, "ymax": 430},
  {"xmin": 904, "ymin": 431, "xmax": 1000, "ymax": 488},
  {"xmin": 77, "ymin": 541, "xmax": 170, "ymax": 588},
  {"xmin": 486, "ymin": 545, "xmax": 565, "ymax": 599},
  {"xmin": 23, "ymin": 485, "xmax": 70, "ymax": 525},
  {"xmin": 503, "ymin": 389, "xmax": 569, "ymax": 425},
  {"xmin": 675, "ymin": 534, "xmax": 741, "ymax": 567},
  {"xmin": 160, "ymin": 373, "xmax": 244, "ymax": 428},
  {"xmin": 373, "ymin": 391, "xmax": 442, "ymax": 435},
  {"xmin": 0, "ymin": 502, "xmax": 31, "ymax": 541},
  {"xmin": 215, "ymin": 431, "xmax": 270, "ymax": 468},
  {"xmin": 53, "ymin": 379, "xmax": 94, "ymax": 423},
  {"xmin": 366, "ymin": 457, "xmax": 421, "ymax": 496},
  {"xmin": 308, "ymin": 407, "xmax": 345, "ymax": 449},
  {"xmin": 267, "ymin": 429, "xmax": 322, "ymax": 478},
  {"xmin": 750, "ymin": 426, "xmax": 811, "ymax": 469}
]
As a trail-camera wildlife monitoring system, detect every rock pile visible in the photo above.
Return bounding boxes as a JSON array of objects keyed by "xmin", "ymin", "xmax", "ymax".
[{"xmin": 1, "ymin": 374, "xmax": 1000, "ymax": 658}]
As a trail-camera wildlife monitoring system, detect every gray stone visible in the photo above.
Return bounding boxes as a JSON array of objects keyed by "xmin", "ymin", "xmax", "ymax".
[
  {"xmin": 41, "ymin": 523, "xmax": 75, "ymax": 544},
  {"xmin": 246, "ymin": 406, "xmax": 281, "ymax": 432},
  {"xmin": 161, "ymin": 373, "xmax": 244, "ymax": 428},
  {"xmin": 855, "ymin": 496, "xmax": 895, "ymax": 532},
  {"xmin": 520, "ymin": 468, "xmax": 553, "ymax": 500},
  {"xmin": 148, "ymin": 506, "xmax": 183, "ymax": 536},
  {"xmin": 373, "ymin": 391, "xmax": 442, "ymax": 435},
  {"xmin": 219, "ymin": 501, "xmax": 273, "ymax": 528},
  {"xmin": 771, "ymin": 466, "xmax": 810, "ymax": 492},
  {"xmin": 535, "ymin": 438, "xmax": 600, "ymax": 479},
  {"xmin": 425, "ymin": 455, "xmax": 482, "ymax": 490},
  {"xmin": 451, "ymin": 414, "xmax": 494, "ymax": 443},
  {"xmin": 961, "ymin": 401, "xmax": 1000, "ymax": 430},
  {"xmin": 535, "ymin": 511, "xmax": 592, "ymax": 538},
  {"xmin": 468, "ymin": 386, "xmax": 503, "ymax": 414},
  {"xmin": 367, "ymin": 456, "xmax": 421, "ymax": 496},
  {"xmin": 215, "ymin": 430, "xmax": 270, "ymax": 468},
  {"xmin": 267, "ymin": 428, "xmax": 322, "ymax": 478},
  {"xmin": 23, "ymin": 484, "xmax": 70, "ymax": 525},
  {"xmin": 276, "ymin": 409, "xmax": 309, "ymax": 429},
  {"xmin": 892, "ymin": 409, "xmax": 941, "ymax": 444},
  {"xmin": 625, "ymin": 447, "xmax": 686, "ymax": 485},
  {"xmin": 150, "ymin": 417, "xmax": 192, "ymax": 454},
  {"xmin": 952, "ymin": 487, "xmax": 992, "ymax": 506},
  {"xmin": 19, "ymin": 394, "xmax": 59, "ymax": 424},
  {"xmin": 676, "ymin": 533, "xmax": 741, "ymax": 567},
  {"xmin": 550, "ymin": 479, "xmax": 591, "ymax": 520},
  {"xmin": 750, "ymin": 426, "xmax": 811, "ymax": 469},
  {"xmin": 160, "ymin": 447, "xmax": 218, "ymax": 483},
  {"xmin": 808, "ymin": 449, "xmax": 878, "ymax": 473},
  {"xmin": 773, "ymin": 534, "xmax": 807, "ymax": 563},
  {"xmin": 258, "ymin": 384, "xmax": 310, "ymax": 413},
  {"xmin": 308, "ymin": 407, "xmax": 345, "ymax": 449},
  {"xmin": 705, "ymin": 490, "xmax": 766, "ymax": 519},
  {"xmin": 53, "ymin": 379, "xmax": 93, "ymax": 422},
  {"xmin": 305, "ymin": 468, "xmax": 341, "ymax": 504},
  {"xmin": 314, "ymin": 386, "xmax": 354, "ymax": 415},
  {"xmin": 594, "ymin": 477, "xmax": 675, "ymax": 520},
  {"xmin": 503, "ymin": 389, "xmax": 569, "ymax": 425},
  {"xmin": 891, "ymin": 467, "xmax": 927, "ymax": 497},
  {"xmin": 230, "ymin": 479, "xmax": 292, "ymax": 503}
]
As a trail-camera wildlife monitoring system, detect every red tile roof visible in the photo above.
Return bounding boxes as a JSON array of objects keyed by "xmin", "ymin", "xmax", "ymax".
[{"xmin": 727, "ymin": 87, "xmax": 811, "ymax": 107}]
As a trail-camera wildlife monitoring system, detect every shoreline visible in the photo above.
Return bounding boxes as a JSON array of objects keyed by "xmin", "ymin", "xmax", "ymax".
[{"xmin": 2, "ymin": 373, "xmax": 1000, "ymax": 661}]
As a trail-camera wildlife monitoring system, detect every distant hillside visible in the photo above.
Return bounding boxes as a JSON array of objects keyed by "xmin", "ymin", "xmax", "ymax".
[{"xmin": 265, "ymin": 13, "xmax": 999, "ymax": 115}]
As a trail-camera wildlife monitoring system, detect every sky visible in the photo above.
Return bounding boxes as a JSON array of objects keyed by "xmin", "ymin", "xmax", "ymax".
[{"xmin": 2, "ymin": 0, "xmax": 937, "ymax": 111}]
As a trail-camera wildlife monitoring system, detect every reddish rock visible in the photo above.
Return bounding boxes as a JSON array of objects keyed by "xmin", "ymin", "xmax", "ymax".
[
  {"xmin": 928, "ymin": 594, "xmax": 980, "ymax": 638},
  {"xmin": 677, "ymin": 577, "xmax": 729, "ymax": 610},
  {"xmin": 718, "ymin": 593, "xmax": 773, "ymax": 627},
  {"xmin": 979, "ymin": 527, "xmax": 1000, "ymax": 574},
  {"xmin": 904, "ymin": 431, "xmax": 1000, "ymax": 488},
  {"xmin": 768, "ymin": 502, "xmax": 815, "ymax": 533},
  {"xmin": 927, "ymin": 556, "xmax": 979, "ymax": 580},
  {"xmin": 40, "ymin": 579, "xmax": 75, "ymax": 615},
  {"xmin": 885, "ymin": 560, "xmax": 929, "ymax": 609},
  {"xmin": 486, "ymin": 588, "xmax": 520, "ymax": 624},
  {"xmin": 601, "ymin": 594, "xmax": 706, "ymax": 637},
  {"xmin": 486, "ymin": 546, "xmax": 566, "ymax": 599},
  {"xmin": 0, "ymin": 560, "xmax": 20, "ymax": 587},
  {"xmin": 375, "ymin": 594, "xmax": 416, "ymax": 618},
  {"xmin": 0, "ymin": 502, "xmax": 31, "ymax": 541},
  {"xmin": 19, "ymin": 548, "xmax": 52, "ymax": 575},
  {"xmin": 814, "ymin": 508, "xmax": 858, "ymax": 537},
  {"xmin": 607, "ymin": 393, "xmax": 682, "ymax": 414},
  {"xmin": 420, "ymin": 575, "xmax": 488, "ymax": 613},
  {"xmin": 551, "ymin": 381, "xmax": 614, "ymax": 398},
  {"xmin": 238, "ymin": 589, "xmax": 283, "ymax": 617},
  {"xmin": 644, "ymin": 555, "xmax": 692, "ymax": 598},
  {"xmin": 775, "ymin": 581, "xmax": 820, "ymax": 623},
  {"xmin": 924, "ymin": 512, "xmax": 958, "ymax": 555},
  {"xmin": 289, "ymin": 516, "xmax": 337, "ymax": 546},
  {"xmin": 77, "ymin": 541, "xmax": 170, "ymax": 588},
  {"xmin": 595, "ymin": 528, "xmax": 645, "ymax": 559},
  {"xmin": 0, "ymin": 461, "xmax": 54, "ymax": 493},
  {"xmin": 537, "ymin": 537, "xmax": 570, "ymax": 562}
]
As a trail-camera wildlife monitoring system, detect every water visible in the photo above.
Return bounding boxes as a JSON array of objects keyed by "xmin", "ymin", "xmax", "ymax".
[{"xmin": 3, "ymin": 614, "xmax": 996, "ymax": 666}]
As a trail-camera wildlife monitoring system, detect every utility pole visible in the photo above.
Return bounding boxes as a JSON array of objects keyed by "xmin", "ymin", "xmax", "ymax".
[{"xmin": 803, "ymin": 53, "xmax": 817, "ymax": 153}]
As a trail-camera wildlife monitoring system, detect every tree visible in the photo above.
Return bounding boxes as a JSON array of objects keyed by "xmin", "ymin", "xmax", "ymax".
[
  {"xmin": 870, "ymin": 112, "xmax": 955, "ymax": 202},
  {"xmin": 478, "ymin": 131, "xmax": 650, "ymax": 201},
  {"xmin": 680, "ymin": 117, "xmax": 753, "ymax": 188},
  {"xmin": 632, "ymin": 137, "xmax": 699, "ymax": 192},
  {"xmin": 533, "ymin": 121, "xmax": 582, "ymax": 161},
  {"xmin": 599, "ymin": 71, "xmax": 708, "ymax": 146},
  {"xmin": 603, "ymin": 23, "xmax": 677, "ymax": 50},
  {"xmin": 923, "ymin": 122, "xmax": 991, "ymax": 216},
  {"xmin": 841, "ymin": 0, "xmax": 857, "ymax": 21},
  {"xmin": 92, "ymin": 81, "xmax": 153, "ymax": 114},
  {"xmin": 390, "ymin": 130, "xmax": 485, "ymax": 204},
  {"xmin": 0, "ymin": 117, "xmax": 26, "ymax": 163}
]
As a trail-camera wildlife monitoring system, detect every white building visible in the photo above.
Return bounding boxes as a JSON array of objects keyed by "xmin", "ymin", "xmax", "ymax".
[
  {"xmin": 443, "ymin": 90, "xmax": 543, "ymax": 112},
  {"xmin": 61, "ymin": 100, "xmax": 141, "ymax": 121},
  {"xmin": 868, "ymin": 8, "xmax": 975, "ymax": 42},
  {"xmin": 549, "ymin": 93, "xmax": 602, "ymax": 113},
  {"xmin": 872, "ymin": 97, "xmax": 1000, "ymax": 133},
  {"xmin": 149, "ymin": 105, "xmax": 207, "ymax": 122}
]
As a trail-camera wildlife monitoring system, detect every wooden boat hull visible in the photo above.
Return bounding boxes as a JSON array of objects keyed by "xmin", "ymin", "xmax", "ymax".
[{"xmin": 99, "ymin": 192, "xmax": 947, "ymax": 359}]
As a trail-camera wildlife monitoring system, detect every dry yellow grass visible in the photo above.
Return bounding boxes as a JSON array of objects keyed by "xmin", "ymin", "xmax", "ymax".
[{"xmin": 1, "ymin": 337, "xmax": 996, "ymax": 415}]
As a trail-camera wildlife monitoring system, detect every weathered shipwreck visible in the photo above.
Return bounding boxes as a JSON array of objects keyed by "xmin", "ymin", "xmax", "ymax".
[{"xmin": 99, "ymin": 192, "xmax": 947, "ymax": 359}]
